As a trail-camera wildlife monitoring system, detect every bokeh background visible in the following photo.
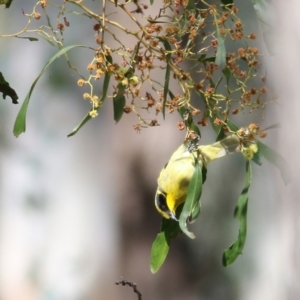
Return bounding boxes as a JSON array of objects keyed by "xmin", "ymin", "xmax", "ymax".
[{"xmin": 0, "ymin": 0, "xmax": 299, "ymax": 299}]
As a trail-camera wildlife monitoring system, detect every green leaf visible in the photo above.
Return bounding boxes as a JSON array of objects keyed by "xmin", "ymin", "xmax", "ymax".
[
  {"xmin": 199, "ymin": 56, "xmax": 216, "ymax": 63},
  {"xmin": 214, "ymin": 15, "xmax": 226, "ymax": 69},
  {"xmin": 150, "ymin": 217, "xmax": 181, "ymax": 273},
  {"xmin": 221, "ymin": 0, "xmax": 233, "ymax": 9},
  {"xmin": 15, "ymin": 36, "xmax": 38, "ymax": 42},
  {"xmin": 257, "ymin": 141, "xmax": 291, "ymax": 184},
  {"xmin": 102, "ymin": 55, "xmax": 113, "ymax": 100},
  {"xmin": 150, "ymin": 0, "xmax": 154, "ymax": 4},
  {"xmin": 222, "ymin": 67, "xmax": 231, "ymax": 85},
  {"xmin": 0, "ymin": 0, "xmax": 13, "ymax": 8},
  {"xmin": 216, "ymin": 125, "xmax": 226, "ymax": 141},
  {"xmin": 262, "ymin": 123, "xmax": 280, "ymax": 131},
  {"xmin": 179, "ymin": 156, "xmax": 203, "ymax": 239},
  {"xmin": 150, "ymin": 232, "xmax": 170, "ymax": 273},
  {"xmin": 0, "ymin": 71, "xmax": 18, "ymax": 104},
  {"xmin": 39, "ymin": 34, "xmax": 56, "ymax": 46},
  {"xmin": 251, "ymin": 0, "xmax": 274, "ymax": 52},
  {"xmin": 226, "ymin": 119, "xmax": 238, "ymax": 131},
  {"xmin": 113, "ymin": 83, "xmax": 126, "ymax": 123},
  {"xmin": 13, "ymin": 45, "xmax": 89, "ymax": 137},
  {"xmin": 67, "ymin": 55, "xmax": 112, "ymax": 137},
  {"xmin": 186, "ymin": 0, "xmax": 196, "ymax": 9},
  {"xmin": 158, "ymin": 38, "xmax": 171, "ymax": 119},
  {"xmin": 67, "ymin": 114, "xmax": 92, "ymax": 138},
  {"xmin": 223, "ymin": 160, "xmax": 251, "ymax": 266}
]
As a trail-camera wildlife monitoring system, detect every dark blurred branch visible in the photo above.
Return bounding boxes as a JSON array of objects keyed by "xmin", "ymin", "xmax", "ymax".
[{"xmin": 116, "ymin": 279, "xmax": 142, "ymax": 300}]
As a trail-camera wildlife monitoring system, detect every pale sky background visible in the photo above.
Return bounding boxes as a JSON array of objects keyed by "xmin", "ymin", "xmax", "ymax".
[{"xmin": 0, "ymin": 1, "xmax": 299, "ymax": 299}]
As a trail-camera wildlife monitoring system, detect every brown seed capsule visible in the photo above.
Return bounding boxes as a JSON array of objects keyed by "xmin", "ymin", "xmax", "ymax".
[
  {"xmin": 249, "ymin": 33, "xmax": 256, "ymax": 39},
  {"xmin": 123, "ymin": 105, "xmax": 132, "ymax": 114},
  {"xmin": 177, "ymin": 121, "xmax": 185, "ymax": 131},
  {"xmin": 57, "ymin": 23, "xmax": 64, "ymax": 31},
  {"xmin": 94, "ymin": 24, "xmax": 101, "ymax": 31},
  {"xmin": 40, "ymin": 0, "xmax": 48, "ymax": 8},
  {"xmin": 249, "ymin": 123, "xmax": 259, "ymax": 131},
  {"xmin": 34, "ymin": 12, "xmax": 41, "ymax": 20},
  {"xmin": 260, "ymin": 87, "xmax": 268, "ymax": 94},
  {"xmin": 259, "ymin": 131, "xmax": 267, "ymax": 138},
  {"xmin": 87, "ymin": 64, "xmax": 95, "ymax": 71},
  {"xmin": 192, "ymin": 109, "xmax": 201, "ymax": 116},
  {"xmin": 149, "ymin": 119, "xmax": 158, "ymax": 126},
  {"xmin": 77, "ymin": 79, "xmax": 85, "ymax": 87}
]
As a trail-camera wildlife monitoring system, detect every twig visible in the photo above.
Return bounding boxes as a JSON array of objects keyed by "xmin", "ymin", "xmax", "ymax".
[{"xmin": 115, "ymin": 279, "xmax": 142, "ymax": 300}]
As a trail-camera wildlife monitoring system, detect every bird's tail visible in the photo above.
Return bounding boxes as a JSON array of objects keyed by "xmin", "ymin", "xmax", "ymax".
[{"xmin": 198, "ymin": 134, "xmax": 257, "ymax": 163}]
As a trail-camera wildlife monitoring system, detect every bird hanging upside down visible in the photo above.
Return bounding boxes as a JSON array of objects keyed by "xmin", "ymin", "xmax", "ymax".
[{"xmin": 154, "ymin": 126, "xmax": 259, "ymax": 220}]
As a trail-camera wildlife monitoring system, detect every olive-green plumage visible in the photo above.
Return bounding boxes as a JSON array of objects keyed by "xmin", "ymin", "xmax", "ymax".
[{"xmin": 154, "ymin": 134, "xmax": 244, "ymax": 220}]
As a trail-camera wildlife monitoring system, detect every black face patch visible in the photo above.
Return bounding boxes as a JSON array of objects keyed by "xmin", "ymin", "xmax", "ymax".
[{"xmin": 155, "ymin": 192, "xmax": 168, "ymax": 213}]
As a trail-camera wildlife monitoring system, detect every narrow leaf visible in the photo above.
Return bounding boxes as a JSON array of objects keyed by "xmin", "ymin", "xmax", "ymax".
[
  {"xmin": 150, "ymin": 0, "xmax": 154, "ymax": 4},
  {"xmin": 221, "ymin": 0, "xmax": 233, "ymax": 9},
  {"xmin": 223, "ymin": 161, "xmax": 251, "ymax": 266},
  {"xmin": 102, "ymin": 55, "xmax": 113, "ymax": 101},
  {"xmin": 39, "ymin": 34, "xmax": 56, "ymax": 46},
  {"xmin": 0, "ymin": 0, "xmax": 13, "ymax": 8},
  {"xmin": 67, "ymin": 114, "xmax": 92, "ymax": 137},
  {"xmin": 257, "ymin": 141, "xmax": 291, "ymax": 184},
  {"xmin": 179, "ymin": 157, "xmax": 203, "ymax": 239},
  {"xmin": 150, "ymin": 232, "xmax": 170, "ymax": 273},
  {"xmin": 13, "ymin": 45, "xmax": 89, "ymax": 137},
  {"xmin": 262, "ymin": 123, "xmax": 280, "ymax": 131},
  {"xmin": 113, "ymin": 83, "xmax": 126, "ymax": 123},
  {"xmin": 0, "ymin": 71, "xmax": 18, "ymax": 104},
  {"xmin": 150, "ymin": 217, "xmax": 181, "ymax": 273},
  {"xmin": 214, "ymin": 15, "xmax": 226, "ymax": 69},
  {"xmin": 158, "ymin": 38, "xmax": 171, "ymax": 119},
  {"xmin": 222, "ymin": 67, "xmax": 231, "ymax": 85},
  {"xmin": 186, "ymin": 0, "xmax": 196, "ymax": 9},
  {"xmin": 251, "ymin": 0, "xmax": 274, "ymax": 52},
  {"xmin": 16, "ymin": 36, "xmax": 38, "ymax": 42}
]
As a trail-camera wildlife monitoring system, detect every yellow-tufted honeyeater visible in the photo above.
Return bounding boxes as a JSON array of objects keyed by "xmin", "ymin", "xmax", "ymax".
[{"xmin": 154, "ymin": 132, "xmax": 258, "ymax": 220}]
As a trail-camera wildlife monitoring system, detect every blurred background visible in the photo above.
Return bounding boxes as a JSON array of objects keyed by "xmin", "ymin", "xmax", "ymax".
[{"xmin": 0, "ymin": 0, "xmax": 299, "ymax": 299}]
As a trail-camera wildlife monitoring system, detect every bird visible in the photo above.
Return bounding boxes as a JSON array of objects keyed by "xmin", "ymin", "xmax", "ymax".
[{"xmin": 154, "ymin": 132, "xmax": 257, "ymax": 220}]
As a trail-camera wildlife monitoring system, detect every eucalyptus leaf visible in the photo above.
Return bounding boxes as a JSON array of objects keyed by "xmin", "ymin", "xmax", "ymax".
[
  {"xmin": 221, "ymin": 0, "xmax": 233, "ymax": 9},
  {"xmin": 179, "ymin": 156, "xmax": 203, "ymax": 239},
  {"xmin": 186, "ymin": 0, "xmax": 196, "ymax": 10},
  {"xmin": 223, "ymin": 160, "xmax": 251, "ymax": 266},
  {"xmin": 16, "ymin": 36, "xmax": 39, "ymax": 42},
  {"xmin": 222, "ymin": 67, "xmax": 231, "ymax": 85},
  {"xmin": 214, "ymin": 15, "xmax": 226, "ymax": 69},
  {"xmin": 257, "ymin": 141, "xmax": 291, "ymax": 184},
  {"xmin": 150, "ymin": 232, "xmax": 170, "ymax": 273},
  {"xmin": 158, "ymin": 38, "xmax": 171, "ymax": 119},
  {"xmin": 113, "ymin": 83, "xmax": 126, "ymax": 123},
  {"xmin": 0, "ymin": 0, "xmax": 13, "ymax": 8},
  {"xmin": 150, "ymin": 216, "xmax": 181, "ymax": 273},
  {"xmin": 13, "ymin": 45, "xmax": 90, "ymax": 137},
  {"xmin": 251, "ymin": 0, "xmax": 274, "ymax": 52},
  {"xmin": 0, "ymin": 71, "xmax": 18, "ymax": 104}
]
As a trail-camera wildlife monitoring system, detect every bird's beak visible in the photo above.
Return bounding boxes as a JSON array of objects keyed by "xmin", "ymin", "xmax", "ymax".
[{"xmin": 170, "ymin": 211, "xmax": 178, "ymax": 222}]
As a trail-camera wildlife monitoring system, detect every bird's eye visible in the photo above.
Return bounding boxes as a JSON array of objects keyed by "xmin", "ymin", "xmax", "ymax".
[{"xmin": 155, "ymin": 192, "xmax": 168, "ymax": 212}]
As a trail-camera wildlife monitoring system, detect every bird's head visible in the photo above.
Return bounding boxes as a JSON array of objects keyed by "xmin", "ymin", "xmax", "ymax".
[{"xmin": 154, "ymin": 189, "xmax": 178, "ymax": 221}]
